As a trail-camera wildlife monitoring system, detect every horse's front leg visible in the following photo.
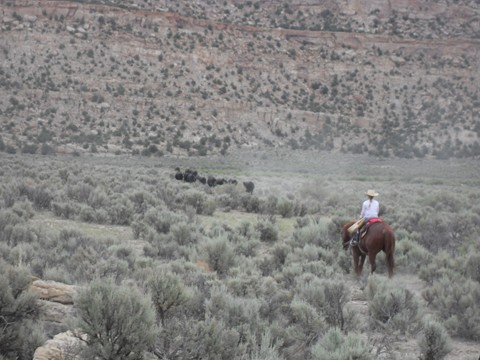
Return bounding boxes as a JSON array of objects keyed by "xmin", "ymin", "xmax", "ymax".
[{"xmin": 359, "ymin": 254, "xmax": 367, "ymax": 274}]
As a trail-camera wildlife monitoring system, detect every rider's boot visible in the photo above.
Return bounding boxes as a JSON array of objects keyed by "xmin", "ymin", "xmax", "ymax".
[{"xmin": 351, "ymin": 230, "xmax": 359, "ymax": 246}]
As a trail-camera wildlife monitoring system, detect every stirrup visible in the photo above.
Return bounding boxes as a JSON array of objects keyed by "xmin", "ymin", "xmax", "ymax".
[{"xmin": 350, "ymin": 232, "xmax": 359, "ymax": 246}]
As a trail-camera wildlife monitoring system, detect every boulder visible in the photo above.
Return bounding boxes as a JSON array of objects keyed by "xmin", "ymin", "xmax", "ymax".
[
  {"xmin": 30, "ymin": 279, "xmax": 77, "ymax": 305},
  {"xmin": 23, "ymin": 15, "xmax": 37, "ymax": 23},
  {"xmin": 33, "ymin": 331, "xmax": 84, "ymax": 360},
  {"xmin": 38, "ymin": 299, "xmax": 75, "ymax": 323}
]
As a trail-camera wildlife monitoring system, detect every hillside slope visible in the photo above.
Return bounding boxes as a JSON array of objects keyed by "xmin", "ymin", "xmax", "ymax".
[{"xmin": 1, "ymin": 0, "xmax": 479, "ymax": 157}]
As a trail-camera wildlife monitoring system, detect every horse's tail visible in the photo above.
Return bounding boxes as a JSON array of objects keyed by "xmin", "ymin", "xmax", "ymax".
[{"xmin": 385, "ymin": 229, "xmax": 395, "ymax": 277}]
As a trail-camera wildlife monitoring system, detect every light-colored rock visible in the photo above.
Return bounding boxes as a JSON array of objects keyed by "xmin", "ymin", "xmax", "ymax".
[
  {"xmin": 33, "ymin": 331, "xmax": 84, "ymax": 360},
  {"xmin": 23, "ymin": 15, "xmax": 37, "ymax": 23},
  {"xmin": 38, "ymin": 299, "xmax": 75, "ymax": 323},
  {"xmin": 390, "ymin": 55, "xmax": 406, "ymax": 66},
  {"xmin": 30, "ymin": 279, "xmax": 77, "ymax": 305}
]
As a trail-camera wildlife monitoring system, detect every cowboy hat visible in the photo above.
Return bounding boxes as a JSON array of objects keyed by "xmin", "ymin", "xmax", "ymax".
[{"xmin": 365, "ymin": 189, "xmax": 379, "ymax": 197}]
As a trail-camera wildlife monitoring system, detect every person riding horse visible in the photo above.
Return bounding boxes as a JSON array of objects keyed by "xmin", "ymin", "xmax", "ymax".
[{"xmin": 351, "ymin": 189, "xmax": 380, "ymax": 245}]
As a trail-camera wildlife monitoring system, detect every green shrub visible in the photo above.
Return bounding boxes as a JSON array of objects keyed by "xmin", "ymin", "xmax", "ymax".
[
  {"xmin": 170, "ymin": 222, "xmax": 199, "ymax": 246},
  {"xmin": 277, "ymin": 198, "xmax": 294, "ymax": 218},
  {"xmin": 35, "ymin": 229, "xmax": 115, "ymax": 283},
  {"xmin": 215, "ymin": 184, "xmax": 242, "ymax": 209},
  {"xmin": 28, "ymin": 186, "xmax": 53, "ymax": 210},
  {"xmin": 418, "ymin": 251, "xmax": 460, "ymax": 284},
  {"xmin": 249, "ymin": 329, "xmax": 285, "ymax": 360},
  {"xmin": 107, "ymin": 197, "xmax": 134, "ymax": 225},
  {"xmin": 292, "ymin": 218, "xmax": 333, "ymax": 248},
  {"xmin": 262, "ymin": 195, "xmax": 278, "ymax": 215},
  {"xmin": 21, "ymin": 143, "xmax": 38, "ymax": 154},
  {"xmin": 311, "ymin": 328, "xmax": 372, "ymax": 360},
  {"xmin": 52, "ymin": 201, "xmax": 78, "ymax": 219},
  {"xmin": 170, "ymin": 317, "xmax": 242, "ymax": 359},
  {"xmin": 255, "ymin": 219, "xmax": 278, "ymax": 243},
  {"xmin": 143, "ymin": 207, "xmax": 185, "ymax": 234},
  {"xmin": 0, "ymin": 262, "xmax": 45, "ymax": 359},
  {"xmin": 293, "ymin": 200, "xmax": 308, "ymax": 217},
  {"xmin": 0, "ymin": 209, "xmax": 41, "ymax": 247},
  {"xmin": 422, "ymin": 275, "xmax": 480, "ymax": 340},
  {"xmin": 205, "ymin": 285, "xmax": 262, "ymax": 341},
  {"xmin": 419, "ymin": 192, "xmax": 462, "ymax": 213},
  {"xmin": 415, "ymin": 212, "xmax": 475, "ymax": 253},
  {"xmin": 79, "ymin": 205, "xmax": 96, "ymax": 222},
  {"xmin": 281, "ymin": 298, "xmax": 327, "ymax": 358},
  {"xmin": 298, "ymin": 277, "xmax": 350, "ymax": 329},
  {"xmin": 395, "ymin": 238, "xmax": 433, "ymax": 273},
  {"xmin": 417, "ymin": 316, "xmax": 452, "ymax": 360},
  {"xmin": 270, "ymin": 243, "xmax": 290, "ymax": 269},
  {"xmin": 149, "ymin": 270, "xmax": 191, "ymax": 326},
  {"xmin": 74, "ymin": 279, "xmax": 157, "ymax": 359},
  {"xmin": 67, "ymin": 183, "xmax": 94, "ymax": 203},
  {"xmin": 465, "ymin": 252, "xmax": 480, "ymax": 282},
  {"xmin": 11, "ymin": 201, "xmax": 34, "ymax": 220},
  {"xmin": 366, "ymin": 276, "xmax": 421, "ymax": 335},
  {"xmin": 88, "ymin": 188, "xmax": 109, "ymax": 210},
  {"xmin": 181, "ymin": 189, "xmax": 206, "ymax": 215},
  {"xmin": 241, "ymin": 194, "xmax": 261, "ymax": 213},
  {"xmin": 201, "ymin": 236, "xmax": 235, "ymax": 276},
  {"xmin": 233, "ymin": 236, "xmax": 260, "ymax": 258},
  {"xmin": 7, "ymin": 223, "xmax": 39, "ymax": 247}
]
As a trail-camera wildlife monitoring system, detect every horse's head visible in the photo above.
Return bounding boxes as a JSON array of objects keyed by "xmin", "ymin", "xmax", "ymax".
[{"xmin": 341, "ymin": 221, "xmax": 355, "ymax": 250}]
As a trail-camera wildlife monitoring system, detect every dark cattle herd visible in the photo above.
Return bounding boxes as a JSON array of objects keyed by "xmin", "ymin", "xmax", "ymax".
[{"xmin": 175, "ymin": 168, "xmax": 254, "ymax": 193}]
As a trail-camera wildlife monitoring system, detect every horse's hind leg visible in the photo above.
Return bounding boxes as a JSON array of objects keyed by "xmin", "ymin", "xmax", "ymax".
[{"xmin": 368, "ymin": 253, "xmax": 377, "ymax": 274}]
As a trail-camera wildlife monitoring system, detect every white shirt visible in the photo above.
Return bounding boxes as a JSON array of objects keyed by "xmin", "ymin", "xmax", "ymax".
[{"xmin": 361, "ymin": 199, "xmax": 379, "ymax": 219}]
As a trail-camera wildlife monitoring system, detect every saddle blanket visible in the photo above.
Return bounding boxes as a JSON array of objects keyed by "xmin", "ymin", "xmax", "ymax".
[{"xmin": 365, "ymin": 218, "xmax": 383, "ymax": 227}]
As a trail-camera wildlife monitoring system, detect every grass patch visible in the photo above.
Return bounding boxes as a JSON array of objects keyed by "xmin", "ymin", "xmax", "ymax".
[{"xmin": 31, "ymin": 212, "xmax": 133, "ymax": 240}]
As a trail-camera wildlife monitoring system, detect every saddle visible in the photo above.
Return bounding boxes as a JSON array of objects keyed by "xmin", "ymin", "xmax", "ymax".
[
  {"xmin": 349, "ymin": 218, "xmax": 383, "ymax": 249},
  {"xmin": 360, "ymin": 218, "xmax": 383, "ymax": 238}
]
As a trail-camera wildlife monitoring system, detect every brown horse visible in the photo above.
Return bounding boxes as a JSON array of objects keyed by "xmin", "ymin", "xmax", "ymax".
[{"xmin": 341, "ymin": 219, "xmax": 395, "ymax": 278}]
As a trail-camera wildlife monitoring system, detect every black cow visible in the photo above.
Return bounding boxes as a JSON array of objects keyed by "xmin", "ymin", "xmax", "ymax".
[
  {"xmin": 207, "ymin": 176, "xmax": 217, "ymax": 187},
  {"xmin": 184, "ymin": 170, "xmax": 197, "ymax": 183},
  {"xmin": 243, "ymin": 181, "xmax": 255, "ymax": 194},
  {"xmin": 198, "ymin": 176, "xmax": 207, "ymax": 185},
  {"xmin": 174, "ymin": 167, "xmax": 183, "ymax": 181}
]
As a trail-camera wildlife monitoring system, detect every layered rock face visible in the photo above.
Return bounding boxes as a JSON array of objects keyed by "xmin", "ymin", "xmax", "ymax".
[
  {"xmin": 30, "ymin": 279, "xmax": 81, "ymax": 359},
  {"xmin": 1, "ymin": 0, "xmax": 479, "ymax": 158}
]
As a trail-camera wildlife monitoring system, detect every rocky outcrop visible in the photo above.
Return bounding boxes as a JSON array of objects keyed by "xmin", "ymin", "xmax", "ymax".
[
  {"xmin": 30, "ymin": 279, "xmax": 78, "ymax": 305},
  {"xmin": 38, "ymin": 299, "xmax": 76, "ymax": 323},
  {"xmin": 31, "ymin": 280, "xmax": 81, "ymax": 360},
  {"xmin": 33, "ymin": 331, "xmax": 84, "ymax": 360}
]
